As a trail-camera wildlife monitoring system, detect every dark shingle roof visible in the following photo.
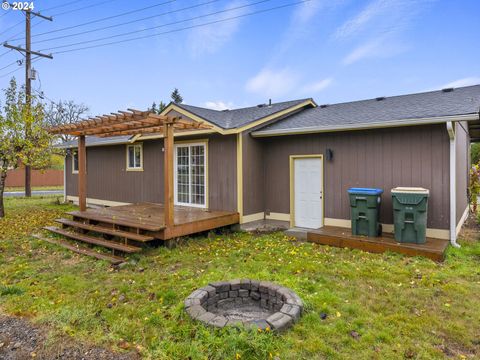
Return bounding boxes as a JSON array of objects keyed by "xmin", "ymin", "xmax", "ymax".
[
  {"xmin": 175, "ymin": 98, "xmax": 312, "ymax": 129},
  {"xmin": 255, "ymin": 85, "xmax": 480, "ymax": 134},
  {"xmin": 57, "ymin": 135, "xmax": 132, "ymax": 148}
]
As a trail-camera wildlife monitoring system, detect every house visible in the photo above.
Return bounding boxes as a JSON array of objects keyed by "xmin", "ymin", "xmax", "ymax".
[{"xmin": 58, "ymin": 85, "xmax": 480, "ymax": 257}]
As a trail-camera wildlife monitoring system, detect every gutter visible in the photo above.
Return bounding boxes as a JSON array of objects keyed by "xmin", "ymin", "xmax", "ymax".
[
  {"xmin": 251, "ymin": 114, "xmax": 479, "ymax": 137},
  {"xmin": 447, "ymin": 121, "xmax": 460, "ymax": 248}
]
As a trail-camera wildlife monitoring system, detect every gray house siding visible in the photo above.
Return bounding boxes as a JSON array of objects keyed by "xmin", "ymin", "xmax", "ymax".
[
  {"xmin": 260, "ymin": 124, "xmax": 451, "ymax": 229},
  {"xmin": 66, "ymin": 134, "xmax": 237, "ymax": 212}
]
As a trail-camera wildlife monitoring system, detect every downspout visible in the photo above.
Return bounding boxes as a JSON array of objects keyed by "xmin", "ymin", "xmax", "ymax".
[
  {"xmin": 446, "ymin": 122, "xmax": 460, "ymax": 248},
  {"xmin": 63, "ymin": 154, "xmax": 67, "ymax": 203}
]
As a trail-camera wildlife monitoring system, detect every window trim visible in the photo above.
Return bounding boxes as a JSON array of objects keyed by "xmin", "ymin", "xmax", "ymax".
[
  {"xmin": 126, "ymin": 143, "xmax": 144, "ymax": 171},
  {"xmin": 72, "ymin": 150, "xmax": 79, "ymax": 174},
  {"xmin": 173, "ymin": 140, "xmax": 209, "ymax": 209}
]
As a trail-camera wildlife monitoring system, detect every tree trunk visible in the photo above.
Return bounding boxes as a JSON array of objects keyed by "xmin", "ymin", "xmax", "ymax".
[{"xmin": 0, "ymin": 170, "xmax": 7, "ymax": 218}]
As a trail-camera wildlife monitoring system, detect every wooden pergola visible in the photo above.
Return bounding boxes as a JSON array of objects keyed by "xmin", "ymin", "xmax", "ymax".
[{"xmin": 49, "ymin": 109, "xmax": 212, "ymax": 229}]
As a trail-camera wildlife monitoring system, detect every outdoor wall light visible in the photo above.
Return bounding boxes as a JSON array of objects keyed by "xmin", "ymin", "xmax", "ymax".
[{"xmin": 326, "ymin": 148, "xmax": 333, "ymax": 161}]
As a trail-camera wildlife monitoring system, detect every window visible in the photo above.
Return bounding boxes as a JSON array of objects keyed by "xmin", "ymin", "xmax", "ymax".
[
  {"xmin": 72, "ymin": 150, "xmax": 79, "ymax": 173},
  {"xmin": 127, "ymin": 144, "xmax": 143, "ymax": 171},
  {"xmin": 174, "ymin": 142, "xmax": 207, "ymax": 208}
]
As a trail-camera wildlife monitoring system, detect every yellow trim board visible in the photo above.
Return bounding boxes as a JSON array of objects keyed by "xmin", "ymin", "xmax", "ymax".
[
  {"xmin": 266, "ymin": 212, "xmax": 290, "ymax": 222},
  {"xmin": 289, "ymin": 154, "xmax": 325, "ymax": 228},
  {"xmin": 241, "ymin": 212, "xmax": 265, "ymax": 224},
  {"xmin": 126, "ymin": 143, "xmax": 144, "ymax": 172},
  {"xmin": 173, "ymin": 140, "xmax": 209, "ymax": 209},
  {"xmin": 325, "ymin": 217, "xmax": 449, "ymax": 240},
  {"xmin": 159, "ymin": 100, "xmax": 316, "ymax": 135},
  {"xmin": 236, "ymin": 133, "xmax": 243, "ymax": 222},
  {"xmin": 66, "ymin": 196, "xmax": 130, "ymax": 207},
  {"xmin": 138, "ymin": 129, "xmax": 216, "ymax": 141}
]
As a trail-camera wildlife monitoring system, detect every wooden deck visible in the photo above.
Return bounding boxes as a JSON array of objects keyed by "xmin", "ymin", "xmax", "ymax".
[
  {"xmin": 67, "ymin": 203, "xmax": 240, "ymax": 240},
  {"xmin": 40, "ymin": 203, "xmax": 239, "ymax": 264},
  {"xmin": 307, "ymin": 226, "xmax": 449, "ymax": 261}
]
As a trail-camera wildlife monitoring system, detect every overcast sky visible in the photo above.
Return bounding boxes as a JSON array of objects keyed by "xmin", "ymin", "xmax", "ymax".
[{"xmin": 0, "ymin": 0, "xmax": 478, "ymax": 115}]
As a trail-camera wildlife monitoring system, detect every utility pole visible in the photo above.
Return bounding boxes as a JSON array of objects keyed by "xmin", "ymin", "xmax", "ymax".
[{"xmin": 3, "ymin": 5, "xmax": 53, "ymax": 197}]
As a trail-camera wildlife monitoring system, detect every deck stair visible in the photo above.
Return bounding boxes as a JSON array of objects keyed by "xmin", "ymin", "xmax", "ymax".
[
  {"xmin": 32, "ymin": 234, "xmax": 125, "ymax": 265},
  {"xmin": 55, "ymin": 218, "xmax": 154, "ymax": 242},
  {"xmin": 67, "ymin": 210, "xmax": 165, "ymax": 232},
  {"xmin": 44, "ymin": 226, "xmax": 142, "ymax": 253}
]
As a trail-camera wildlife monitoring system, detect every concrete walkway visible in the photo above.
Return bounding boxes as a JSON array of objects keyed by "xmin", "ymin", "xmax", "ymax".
[{"xmin": 4, "ymin": 190, "xmax": 63, "ymax": 197}]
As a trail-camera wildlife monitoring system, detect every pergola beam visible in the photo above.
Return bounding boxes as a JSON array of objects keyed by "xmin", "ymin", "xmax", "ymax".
[{"xmin": 48, "ymin": 108, "xmax": 213, "ymax": 233}]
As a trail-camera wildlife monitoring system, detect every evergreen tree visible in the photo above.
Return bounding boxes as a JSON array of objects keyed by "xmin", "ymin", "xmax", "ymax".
[{"xmin": 171, "ymin": 88, "xmax": 183, "ymax": 104}]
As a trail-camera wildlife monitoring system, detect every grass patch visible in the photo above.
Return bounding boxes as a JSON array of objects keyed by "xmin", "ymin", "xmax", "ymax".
[
  {"xmin": 0, "ymin": 197, "xmax": 479, "ymax": 359},
  {"xmin": 0, "ymin": 284, "xmax": 24, "ymax": 296}
]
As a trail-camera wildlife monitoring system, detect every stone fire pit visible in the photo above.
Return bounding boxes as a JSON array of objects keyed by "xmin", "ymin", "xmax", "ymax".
[{"xmin": 184, "ymin": 279, "xmax": 303, "ymax": 331}]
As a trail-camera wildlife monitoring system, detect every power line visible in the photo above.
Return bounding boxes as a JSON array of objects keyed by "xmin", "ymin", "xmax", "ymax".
[
  {"xmin": 0, "ymin": 19, "xmax": 24, "ymax": 37},
  {"xmin": 51, "ymin": 0, "xmax": 120, "ymax": 17},
  {"xmin": 0, "ymin": 49, "xmax": 13, "ymax": 59},
  {"xmin": 14, "ymin": 0, "xmax": 177, "ymax": 41},
  {"xmin": 0, "ymin": 59, "xmax": 18, "ymax": 71},
  {"xmin": 51, "ymin": 0, "xmax": 310, "ymax": 55},
  {"xmin": 33, "ymin": 0, "xmax": 224, "ymax": 46},
  {"xmin": 41, "ymin": 0, "xmax": 273, "ymax": 51},
  {"xmin": 3, "ymin": 0, "xmax": 123, "ymax": 42},
  {"xmin": 0, "ymin": 56, "xmax": 41, "ymax": 79},
  {"xmin": 40, "ymin": 0, "xmax": 85, "ymax": 12}
]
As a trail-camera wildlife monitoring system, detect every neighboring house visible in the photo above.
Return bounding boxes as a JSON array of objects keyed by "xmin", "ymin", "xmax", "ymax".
[{"xmin": 60, "ymin": 85, "xmax": 480, "ymax": 246}]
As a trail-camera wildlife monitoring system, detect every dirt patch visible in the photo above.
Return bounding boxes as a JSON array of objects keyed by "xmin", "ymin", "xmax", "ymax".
[
  {"xmin": 0, "ymin": 315, "xmax": 139, "ymax": 360},
  {"xmin": 459, "ymin": 212, "xmax": 480, "ymax": 244}
]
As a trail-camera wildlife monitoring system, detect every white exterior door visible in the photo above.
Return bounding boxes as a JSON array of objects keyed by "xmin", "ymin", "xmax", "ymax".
[{"xmin": 293, "ymin": 157, "xmax": 323, "ymax": 228}]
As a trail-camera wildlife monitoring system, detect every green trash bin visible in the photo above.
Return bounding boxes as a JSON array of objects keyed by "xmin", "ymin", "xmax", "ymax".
[
  {"xmin": 391, "ymin": 187, "xmax": 429, "ymax": 244},
  {"xmin": 348, "ymin": 188, "xmax": 383, "ymax": 237}
]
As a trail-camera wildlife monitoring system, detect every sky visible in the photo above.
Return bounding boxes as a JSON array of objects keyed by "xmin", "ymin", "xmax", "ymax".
[{"xmin": 0, "ymin": 0, "xmax": 479, "ymax": 116}]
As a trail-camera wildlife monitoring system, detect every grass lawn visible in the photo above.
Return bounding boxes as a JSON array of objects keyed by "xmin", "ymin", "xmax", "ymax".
[
  {"xmin": 4, "ymin": 185, "xmax": 64, "ymax": 192},
  {"xmin": 0, "ymin": 197, "xmax": 479, "ymax": 359}
]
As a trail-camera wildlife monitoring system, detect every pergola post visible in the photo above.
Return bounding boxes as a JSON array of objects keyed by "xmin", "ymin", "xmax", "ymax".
[
  {"xmin": 78, "ymin": 135, "xmax": 87, "ymax": 211},
  {"xmin": 163, "ymin": 122, "xmax": 174, "ymax": 228}
]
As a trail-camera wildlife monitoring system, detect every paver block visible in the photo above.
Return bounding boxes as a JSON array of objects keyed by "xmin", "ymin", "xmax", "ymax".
[
  {"xmin": 184, "ymin": 298, "xmax": 201, "ymax": 307},
  {"xmin": 185, "ymin": 305, "xmax": 206, "ymax": 318},
  {"xmin": 230, "ymin": 279, "xmax": 241, "ymax": 290},
  {"xmin": 209, "ymin": 281, "xmax": 230, "ymax": 292},
  {"xmin": 208, "ymin": 315, "xmax": 228, "ymax": 328},
  {"xmin": 197, "ymin": 312, "xmax": 216, "ymax": 323},
  {"xmin": 266, "ymin": 312, "xmax": 293, "ymax": 331},
  {"xmin": 201, "ymin": 285, "xmax": 217, "ymax": 298},
  {"xmin": 280, "ymin": 304, "xmax": 301, "ymax": 322},
  {"xmin": 250, "ymin": 291, "xmax": 261, "ymax": 300},
  {"xmin": 259, "ymin": 281, "xmax": 272, "ymax": 293},
  {"xmin": 238, "ymin": 289, "xmax": 249, "ymax": 298},
  {"xmin": 240, "ymin": 279, "xmax": 251, "ymax": 290}
]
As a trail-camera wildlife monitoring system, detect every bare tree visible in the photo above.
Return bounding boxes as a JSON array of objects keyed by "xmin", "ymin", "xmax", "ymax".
[{"xmin": 44, "ymin": 100, "xmax": 89, "ymax": 142}]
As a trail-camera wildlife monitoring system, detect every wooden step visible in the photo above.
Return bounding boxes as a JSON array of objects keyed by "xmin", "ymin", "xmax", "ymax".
[
  {"xmin": 55, "ymin": 218, "xmax": 154, "ymax": 242},
  {"xmin": 32, "ymin": 234, "xmax": 125, "ymax": 265},
  {"xmin": 44, "ymin": 226, "xmax": 142, "ymax": 253},
  {"xmin": 67, "ymin": 210, "xmax": 164, "ymax": 232}
]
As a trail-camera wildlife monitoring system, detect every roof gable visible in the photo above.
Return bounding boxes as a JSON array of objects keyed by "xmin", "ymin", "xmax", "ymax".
[{"xmin": 160, "ymin": 98, "xmax": 316, "ymax": 134}]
